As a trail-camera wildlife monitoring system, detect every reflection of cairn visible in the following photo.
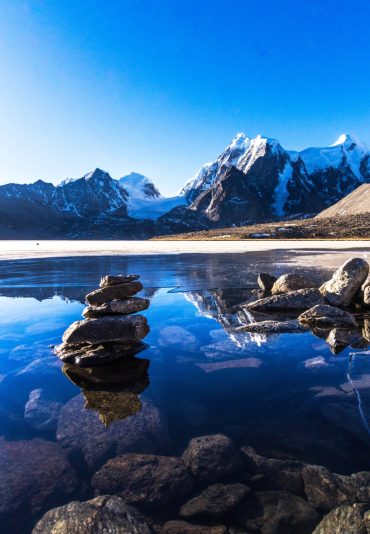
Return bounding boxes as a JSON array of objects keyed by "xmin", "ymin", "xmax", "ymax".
[
  {"xmin": 55, "ymin": 274, "xmax": 150, "ymax": 367},
  {"xmin": 62, "ymin": 357, "xmax": 150, "ymax": 427}
]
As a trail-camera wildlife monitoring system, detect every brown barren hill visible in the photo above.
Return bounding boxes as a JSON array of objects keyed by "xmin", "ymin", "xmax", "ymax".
[{"xmin": 316, "ymin": 183, "xmax": 370, "ymax": 219}]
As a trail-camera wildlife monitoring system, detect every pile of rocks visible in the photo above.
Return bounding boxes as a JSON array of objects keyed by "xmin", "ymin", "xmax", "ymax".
[
  {"xmin": 238, "ymin": 257, "xmax": 370, "ymax": 353},
  {"xmin": 55, "ymin": 274, "xmax": 150, "ymax": 367}
]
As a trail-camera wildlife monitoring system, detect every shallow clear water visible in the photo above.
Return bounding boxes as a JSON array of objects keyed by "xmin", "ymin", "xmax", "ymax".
[{"xmin": 0, "ymin": 251, "xmax": 369, "ymax": 532}]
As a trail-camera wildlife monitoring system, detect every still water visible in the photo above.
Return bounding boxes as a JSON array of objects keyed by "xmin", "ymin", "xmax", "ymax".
[{"xmin": 0, "ymin": 250, "xmax": 369, "ymax": 532}]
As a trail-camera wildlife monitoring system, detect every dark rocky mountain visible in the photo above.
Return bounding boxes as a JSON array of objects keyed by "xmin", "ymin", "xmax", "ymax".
[
  {"xmin": 0, "ymin": 133, "xmax": 369, "ymax": 238},
  {"xmin": 176, "ymin": 133, "xmax": 370, "ymax": 228},
  {"xmin": 0, "ymin": 169, "xmax": 156, "ymax": 239}
]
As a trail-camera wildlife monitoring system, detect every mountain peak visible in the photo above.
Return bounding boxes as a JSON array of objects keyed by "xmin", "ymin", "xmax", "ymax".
[
  {"xmin": 119, "ymin": 172, "xmax": 161, "ymax": 199},
  {"xmin": 330, "ymin": 133, "xmax": 369, "ymax": 151},
  {"xmin": 84, "ymin": 168, "xmax": 110, "ymax": 181}
]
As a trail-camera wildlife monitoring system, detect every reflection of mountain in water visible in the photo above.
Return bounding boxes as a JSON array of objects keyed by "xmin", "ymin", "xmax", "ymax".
[
  {"xmin": 0, "ymin": 285, "xmax": 158, "ymax": 303},
  {"xmin": 185, "ymin": 289, "xmax": 370, "ymax": 353},
  {"xmin": 185, "ymin": 288, "xmax": 270, "ymax": 347},
  {"xmin": 62, "ymin": 357, "xmax": 150, "ymax": 427}
]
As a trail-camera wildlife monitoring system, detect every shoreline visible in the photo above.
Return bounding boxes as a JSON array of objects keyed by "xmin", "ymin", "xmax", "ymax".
[{"xmin": 0, "ymin": 239, "xmax": 370, "ymax": 260}]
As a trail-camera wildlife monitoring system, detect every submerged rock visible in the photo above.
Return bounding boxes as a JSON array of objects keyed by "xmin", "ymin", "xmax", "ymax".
[
  {"xmin": 82, "ymin": 297, "xmax": 150, "ymax": 318},
  {"xmin": 303, "ymin": 464, "xmax": 370, "ymax": 512},
  {"xmin": 312, "ymin": 504, "xmax": 370, "ymax": 534},
  {"xmin": 236, "ymin": 319, "xmax": 308, "ymax": 333},
  {"xmin": 246, "ymin": 288, "xmax": 325, "ymax": 311},
  {"xmin": 320, "ymin": 258, "xmax": 369, "ymax": 307},
  {"xmin": 241, "ymin": 446, "xmax": 304, "ymax": 495},
  {"xmin": 32, "ymin": 495, "xmax": 152, "ymax": 534},
  {"xmin": 86, "ymin": 281, "xmax": 143, "ymax": 306},
  {"xmin": 271, "ymin": 274, "xmax": 316, "ymax": 294},
  {"xmin": 0, "ymin": 437, "xmax": 77, "ymax": 532},
  {"xmin": 182, "ymin": 434, "xmax": 244, "ymax": 483},
  {"xmin": 100, "ymin": 274, "xmax": 140, "ymax": 287},
  {"xmin": 179, "ymin": 483, "xmax": 250, "ymax": 519},
  {"xmin": 56, "ymin": 394, "xmax": 171, "ymax": 472},
  {"xmin": 231, "ymin": 490, "xmax": 319, "ymax": 534},
  {"xmin": 24, "ymin": 388, "xmax": 62, "ymax": 432},
  {"xmin": 161, "ymin": 521, "xmax": 227, "ymax": 534},
  {"xmin": 257, "ymin": 273, "xmax": 277, "ymax": 291},
  {"xmin": 61, "ymin": 315, "xmax": 149, "ymax": 345},
  {"xmin": 56, "ymin": 340, "xmax": 147, "ymax": 366},
  {"xmin": 298, "ymin": 304, "xmax": 357, "ymax": 328},
  {"xmin": 92, "ymin": 453, "xmax": 195, "ymax": 505}
]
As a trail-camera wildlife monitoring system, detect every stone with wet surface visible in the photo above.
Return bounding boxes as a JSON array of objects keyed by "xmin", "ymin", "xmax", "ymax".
[
  {"xmin": 271, "ymin": 273, "xmax": 316, "ymax": 294},
  {"xmin": 61, "ymin": 315, "xmax": 149, "ymax": 345},
  {"xmin": 320, "ymin": 257, "xmax": 369, "ymax": 307},
  {"xmin": 100, "ymin": 274, "xmax": 140, "ymax": 287},
  {"xmin": 82, "ymin": 297, "xmax": 149, "ymax": 318},
  {"xmin": 86, "ymin": 281, "xmax": 143, "ymax": 306},
  {"xmin": 298, "ymin": 304, "xmax": 357, "ymax": 328},
  {"xmin": 246, "ymin": 288, "xmax": 326, "ymax": 311}
]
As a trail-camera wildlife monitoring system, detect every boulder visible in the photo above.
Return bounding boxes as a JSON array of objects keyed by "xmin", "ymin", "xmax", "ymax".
[
  {"xmin": 100, "ymin": 274, "xmax": 140, "ymax": 287},
  {"xmin": 82, "ymin": 297, "xmax": 150, "ymax": 318},
  {"xmin": 24, "ymin": 388, "xmax": 62, "ymax": 431},
  {"xmin": 271, "ymin": 274, "xmax": 315, "ymax": 294},
  {"xmin": 86, "ymin": 281, "xmax": 143, "ymax": 306},
  {"xmin": 312, "ymin": 504, "xmax": 369, "ymax": 534},
  {"xmin": 241, "ymin": 446, "xmax": 304, "ymax": 495},
  {"xmin": 182, "ymin": 434, "xmax": 244, "ymax": 483},
  {"xmin": 320, "ymin": 258, "xmax": 369, "ymax": 307},
  {"xmin": 246, "ymin": 288, "xmax": 325, "ymax": 311},
  {"xmin": 56, "ymin": 394, "xmax": 171, "ymax": 472},
  {"xmin": 302, "ymin": 464, "xmax": 357, "ymax": 512},
  {"xmin": 92, "ymin": 453, "xmax": 195, "ymax": 505},
  {"xmin": 61, "ymin": 315, "xmax": 149, "ymax": 345},
  {"xmin": 298, "ymin": 305, "xmax": 357, "ymax": 328},
  {"xmin": 236, "ymin": 319, "xmax": 308, "ymax": 333},
  {"xmin": 231, "ymin": 490, "xmax": 319, "ymax": 534},
  {"xmin": 32, "ymin": 495, "xmax": 152, "ymax": 534},
  {"xmin": 0, "ymin": 437, "xmax": 77, "ymax": 533},
  {"xmin": 257, "ymin": 273, "xmax": 277, "ymax": 291},
  {"xmin": 161, "ymin": 522, "xmax": 227, "ymax": 534},
  {"xmin": 56, "ymin": 340, "xmax": 147, "ymax": 366},
  {"xmin": 179, "ymin": 483, "xmax": 250, "ymax": 519}
]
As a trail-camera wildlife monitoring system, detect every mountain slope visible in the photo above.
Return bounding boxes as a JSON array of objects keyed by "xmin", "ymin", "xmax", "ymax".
[
  {"xmin": 177, "ymin": 132, "xmax": 370, "ymax": 225},
  {"xmin": 316, "ymin": 183, "xmax": 370, "ymax": 218}
]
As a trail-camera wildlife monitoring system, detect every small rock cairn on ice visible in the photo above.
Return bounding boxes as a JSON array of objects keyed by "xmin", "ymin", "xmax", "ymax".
[{"xmin": 55, "ymin": 274, "xmax": 150, "ymax": 367}]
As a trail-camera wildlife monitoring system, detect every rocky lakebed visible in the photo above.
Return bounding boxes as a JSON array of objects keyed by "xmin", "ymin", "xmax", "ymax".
[{"xmin": 0, "ymin": 252, "xmax": 370, "ymax": 533}]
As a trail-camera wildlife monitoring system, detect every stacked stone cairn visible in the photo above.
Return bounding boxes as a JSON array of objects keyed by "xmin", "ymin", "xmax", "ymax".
[{"xmin": 55, "ymin": 274, "xmax": 150, "ymax": 367}]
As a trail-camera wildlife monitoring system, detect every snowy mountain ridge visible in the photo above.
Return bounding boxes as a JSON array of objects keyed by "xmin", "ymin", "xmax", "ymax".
[{"xmin": 180, "ymin": 132, "xmax": 370, "ymax": 224}]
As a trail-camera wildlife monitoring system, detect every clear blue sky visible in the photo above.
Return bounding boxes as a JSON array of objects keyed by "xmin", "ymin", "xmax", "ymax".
[{"xmin": 1, "ymin": 0, "xmax": 370, "ymax": 195}]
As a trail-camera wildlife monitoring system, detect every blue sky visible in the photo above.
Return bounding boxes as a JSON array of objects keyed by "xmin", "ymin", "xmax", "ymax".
[{"xmin": 0, "ymin": 0, "xmax": 370, "ymax": 195}]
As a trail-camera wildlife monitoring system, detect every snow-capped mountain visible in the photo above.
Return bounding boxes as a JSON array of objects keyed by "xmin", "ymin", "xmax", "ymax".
[
  {"xmin": 177, "ymin": 132, "xmax": 370, "ymax": 225},
  {"xmin": 119, "ymin": 172, "xmax": 186, "ymax": 220},
  {"xmin": 1, "ymin": 132, "xmax": 369, "ymax": 238}
]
